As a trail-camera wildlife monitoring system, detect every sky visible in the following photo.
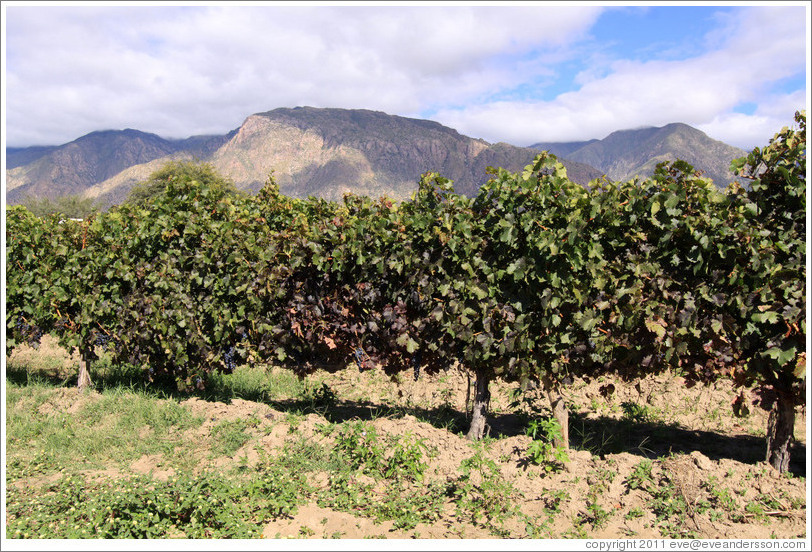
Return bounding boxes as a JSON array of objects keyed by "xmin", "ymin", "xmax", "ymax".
[{"xmin": 2, "ymin": 2, "xmax": 809, "ymax": 151}]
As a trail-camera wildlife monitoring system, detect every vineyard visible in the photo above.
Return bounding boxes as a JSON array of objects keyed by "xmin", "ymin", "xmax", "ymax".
[{"xmin": 4, "ymin": 112, "xmax": 807, "ymax": 540}]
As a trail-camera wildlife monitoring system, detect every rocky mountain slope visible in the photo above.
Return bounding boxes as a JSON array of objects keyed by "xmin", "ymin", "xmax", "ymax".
[
  {"xmin": 6, "ymin": 129, "xmax": 234, "ymax": 205},
  {"xmin": 532, "ymin": 123, "xmax": 747, "ymax": 187},
  {"xmin": 8, "ymin": 108, "xmax": 602, "ymax": 206},
  {"xmin": 6, "ymin": 108, "xmax": 745, "ymax": 207}
]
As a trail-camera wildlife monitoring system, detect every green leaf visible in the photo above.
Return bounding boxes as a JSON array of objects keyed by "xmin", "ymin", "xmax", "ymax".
[
  {"xmin": 471, "ymin": 284, "xmax": 488, "ymax": 300},
  {"xmin": 506, "ymin": 257, "xmax": 527, "ymax": 280},
  {"xmin": 645, "ymin": 318, "xmax": 667, "ymax": 340},
  {"xmin": 764, "ymin": 346, "xmax": 796, "ymax": 367},
  {"xmin": 664, "ymin": 195, "xmax": 679, "ymax": 210},
  {"xmin": 752, "ymin": 311, "xmax": 779, "ymax": 324}
]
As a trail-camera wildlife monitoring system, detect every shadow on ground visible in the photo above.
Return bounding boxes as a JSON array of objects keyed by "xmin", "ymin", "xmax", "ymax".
[{"xmin": 264, "ymin": 395, "xmax": 807, "ymax": 477}]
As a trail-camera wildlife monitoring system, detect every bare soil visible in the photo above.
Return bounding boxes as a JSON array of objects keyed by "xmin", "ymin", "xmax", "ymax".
[{"xmin": 189, "ymin": 366, "xmax": 808, "ymax": 539}]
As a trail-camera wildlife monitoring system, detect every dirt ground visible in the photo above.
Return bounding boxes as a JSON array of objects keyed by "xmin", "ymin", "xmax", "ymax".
[
  {"xmin": 181, "ymin": 366, "xmax": 808, "ymax": 539},
  {"xmin": 6, "ymin": 339, "xmax": 809, "ymax": 539}
]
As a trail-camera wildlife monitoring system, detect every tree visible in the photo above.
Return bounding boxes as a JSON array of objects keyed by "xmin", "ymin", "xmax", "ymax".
[
  {"xmin": 18, "ymin": 194, "xmax": 101, "ymax": 219},
  {"xmin": 124, "ymin": 160, "xmax": 243, "ymax": 208},
  {"xmin": 107, "ymin": 165, "xmax": 270, "ymax": 390},
  {"xmin": 585, "ymin": 113, "xmax": 806, "ymax": 472},
  {"xmin": 467, "ymin": 155, "xmax": 597, "ymax": 444}
]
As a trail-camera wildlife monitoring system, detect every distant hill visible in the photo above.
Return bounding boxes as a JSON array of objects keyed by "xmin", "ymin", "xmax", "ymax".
[
  {"xmin": 202, "ymin": 107, "xmax": 602, "ymax": 201},
  {"xmin": 6, "ymin": 108, "xmax": 602, "ymax": 206},
  {"xmin": 6, "ymin": 108, "xmax": 745, "ymax": 208},
  {"xmin": 6, "ymin": 145, "xmax": 60, "ymax": 169},
  {"xmin": 6, "ymin": 129, "xmax": 176, "ymax": 203},
  {"xmin": 531, "ymin": 123, "xmax": 747, "ymax": 187},
  {"xmin": 6, "ymin": 129, "xmax": 235, "ymax": 205},
  {"xmin": 531, "ymin": 139, "xmax": 598, "ymax": 159}
]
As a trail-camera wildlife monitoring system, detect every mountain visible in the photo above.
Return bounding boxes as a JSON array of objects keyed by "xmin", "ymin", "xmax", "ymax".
[
  {"xmin": 531, "ymin": 123, "xmax": 747, "ymax": 187},
  {"xmin": 203, "ymin": 107, "xmax": 602, "ymax": 201},
  {"xmin": 6, "ymin": 108, "xmax": 602, "ymax": 206},
  {"xmin": 6, "ymin": 129, "xmax": 177, "ymax": 204},
  {"xmin": 531, "ymin": 139, "xmax": 598, "ymax": 159},
  {"xmin": 6, "ymin": 128, "xmax": 235, "ymax": 205},
  {"xmin": 6, "ymin": 145, "xmax": 60, "ymax": 169},
  {"xmin": 5, "ymin": 108, "xmax": 745, "ymax": 208}
]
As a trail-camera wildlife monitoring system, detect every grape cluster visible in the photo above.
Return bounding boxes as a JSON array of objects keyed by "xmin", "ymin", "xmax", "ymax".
[
  {"xmin": 94, "ymin": 332, "xmax": 112, "ymax": 351},
  {"xmin": 14, "ymin": 316, "xmax": 42, "ymax": 345},
  {"xmin": 411, "ymin": 350, "xmax": 423, "ymax": 381},
  {"xmin": 223, "ymin": 346, "xmax": 237, "ymax": 371},
  {"xmin": 354, "ymin": 347, "xmax": 373, "ymax": 370}
]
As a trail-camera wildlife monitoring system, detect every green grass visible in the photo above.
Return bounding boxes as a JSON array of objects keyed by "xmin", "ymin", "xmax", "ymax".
[
  {"xmin": 204, "ymin": 365, "xmax": 308, "ymax": 404},
  {"xmin": 210, "ymin": 418, "xmax": 253, "ymax": 457},
  {"xmin": 5, "ymin": 370, "xmax": 516, "ymax": 538},
  {"xmin": 6, "ymin": 467, "xmax": 310, "ymax": 539},
  {"xmin": 6, "ymin": 387, "xmax": 206, "ymax": 478}
]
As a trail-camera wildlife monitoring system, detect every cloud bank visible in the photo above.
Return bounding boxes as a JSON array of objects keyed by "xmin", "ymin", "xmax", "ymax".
[{"xmin": 3, "ymin": 4, "xmax": 808, "ymax": 150}]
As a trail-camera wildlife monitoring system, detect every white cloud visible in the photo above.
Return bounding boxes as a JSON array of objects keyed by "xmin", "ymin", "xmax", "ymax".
[
  {"xmin": 435, "ymin": 5, "xmax": 808, "ymax": 149},
  {"xmin": 696, "ymin": 90, "xmax": 808, "ymax": 150},
  {"xmin": 3, "ymin": 4, "xmax": 806, "ymax": 150},
  {"xmin": 4, "ymin": 4, "xmax": 604, "ymax": 146}
]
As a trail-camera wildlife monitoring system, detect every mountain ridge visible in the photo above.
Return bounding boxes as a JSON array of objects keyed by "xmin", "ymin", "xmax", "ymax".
[
  {"xmin": 530, "ymin": 122, "xmax": 747, "ymax": 186},
  {"xmin": 6, "ymin": 107, "xmax": 746, "ymax": 206}
]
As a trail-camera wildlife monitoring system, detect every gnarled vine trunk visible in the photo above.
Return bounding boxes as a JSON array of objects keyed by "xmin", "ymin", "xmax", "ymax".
[
  {"xmin": 766, "ymin": 387, "xmax": 795, "ymax": 473},
  {"xmin": 543, "ymin": 376, "xmax": 569, "ymax": 450},
  {"xmin": 466, "ymin": 368, "xmax": 491, "ymax": 440},
  {"xmin": 77, "ymin": 349, "xmax": 93, "ymax": 391}
]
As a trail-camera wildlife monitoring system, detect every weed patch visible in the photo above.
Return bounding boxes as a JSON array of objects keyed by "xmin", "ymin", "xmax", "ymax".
[
  {"xmin": 210, "ymin": 418, "xmax": 252, "ymax": 457},
  {"xmin": 450, "ymin": 442, "xmax": 522, "ymax": 535},
  {"xmin": 7, "ymin": 472, "xmax": 263, "ymax": 538},
  {"xmin": 524, "ymin": 416, "xmax": 569, "ymax": 472}
]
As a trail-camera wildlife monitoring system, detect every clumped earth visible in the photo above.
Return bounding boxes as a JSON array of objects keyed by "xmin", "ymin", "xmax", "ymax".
[{"xmin": 5, "ymin": 337, "xmax": 808, "ymax": 540}]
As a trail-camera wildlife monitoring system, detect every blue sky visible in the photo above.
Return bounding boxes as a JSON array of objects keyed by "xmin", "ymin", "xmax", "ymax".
[{"xmin": 2, "ymin": 2, "xmax": 809, "ymax": 150}]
